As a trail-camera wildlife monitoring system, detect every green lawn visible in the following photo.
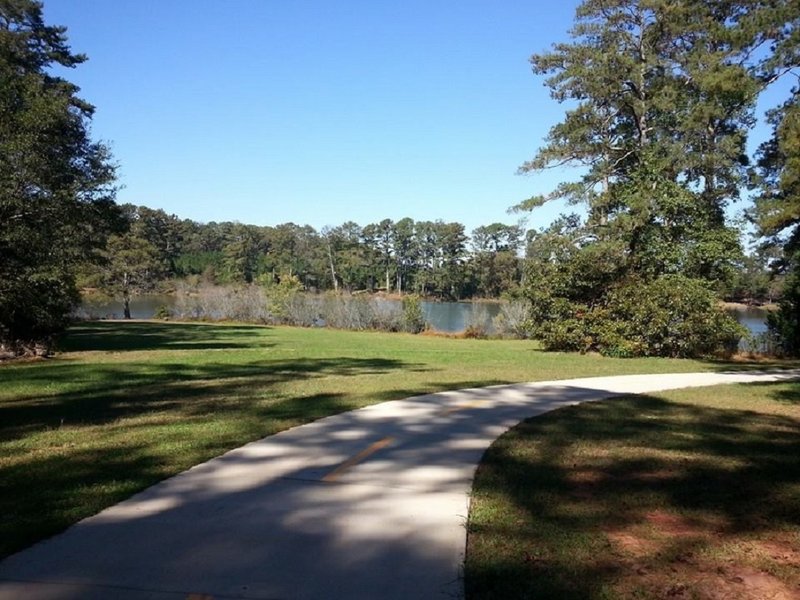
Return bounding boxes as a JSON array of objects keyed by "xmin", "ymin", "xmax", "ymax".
[
  {"xmin": 0, "ymin": 320, "xmax": 790, "ymax": 560},
  {"xmin": 466, "ymin": 381, "xmax": 800, "ymax": 600}
]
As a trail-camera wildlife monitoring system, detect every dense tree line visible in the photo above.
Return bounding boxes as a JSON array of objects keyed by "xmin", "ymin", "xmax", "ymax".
[
  {"xmin": 83, "ymin": 202, "xmax": 779, "ymax": 314},
  {"xmin": 81, "ymin": 204, "xmax": 528, "ymax": 306}
]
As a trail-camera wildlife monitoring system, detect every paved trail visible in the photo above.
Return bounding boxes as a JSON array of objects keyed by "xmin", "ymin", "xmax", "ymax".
[{"xmin": 1, "ymin": 370, "xmax": 798, "ymax": 600}]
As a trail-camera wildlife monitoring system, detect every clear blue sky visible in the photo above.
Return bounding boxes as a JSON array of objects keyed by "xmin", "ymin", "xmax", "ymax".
[{"xmin": 43, "ymin": 0, "xmax": 790, "ymax": 235}]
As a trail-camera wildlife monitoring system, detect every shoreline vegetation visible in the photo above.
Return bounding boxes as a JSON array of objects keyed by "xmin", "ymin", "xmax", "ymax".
[
  {"xmin": 74, "ymin": 287, "xmax": 775, "ymax": 354},
  {"xmin": 76, "ymin": 285, "xmax": 524, "ymax": 340}
]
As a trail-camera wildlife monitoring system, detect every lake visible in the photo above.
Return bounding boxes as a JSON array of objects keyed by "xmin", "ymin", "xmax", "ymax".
[
  {"xmin": 726, "ymin": 305, "xmax": 769, "ymax": 336},
  {"xmin": 77, "ymin": 295, "xmax": 767, "ymax": 336}
]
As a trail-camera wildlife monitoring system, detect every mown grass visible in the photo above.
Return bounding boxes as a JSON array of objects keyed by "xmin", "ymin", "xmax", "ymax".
[
  {"xmin": 465, "ymin": 380, "xmax": 800, "ymax": 600},
  {"xmin": 0, "ymin": 321, "xmax": 792, "ymax": 561}
]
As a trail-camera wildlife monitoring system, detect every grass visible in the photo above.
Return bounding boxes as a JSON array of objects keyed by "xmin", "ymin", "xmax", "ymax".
[
  {"xmin": 465, "ymin": 380, "xmax": 800, "ymax": 600},
  {"xmin": 0, "ymin": 321, "xmax": 794, "ymax": 561}
]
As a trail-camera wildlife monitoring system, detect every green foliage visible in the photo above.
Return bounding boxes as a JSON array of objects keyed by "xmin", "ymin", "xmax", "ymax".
[
  {"xmin": 265, "ymin": 274, "xmax": 304, "ymax": 323},
  {"xmin": 102, "ymin": 233, "xmax": 161, "ymax": 319},
  {"xmin": 401, "ymin": 294, "xmax": 426, "ymax": 334},
  {"xmin": 528, "ymin": 275, "xmax": 744, "ymax": 358},
  {"xmin": 173, "ymin": 251, "xmax": 224, "ymax": 279},
  {"xmin": 597, "ymin": 277, "xmax": 744, "ymax": 358},
  {"xmin": 514, "ymin": 0, "xmax": 799, "ymax": 357},
  {"xmin": 0, "ymin": 0, "xmax": 119, "ymax": 354},
  {"xmin": 753, "ymin": 90, "xmax": 800, "ymax": 355},
  {"xmin": 766, "ymin": 263, "xmax": 800, "ymax": 357}
]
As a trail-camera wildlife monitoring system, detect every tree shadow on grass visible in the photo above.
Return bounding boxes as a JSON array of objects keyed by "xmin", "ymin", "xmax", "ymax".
[
  {"xmin": 701, "ymin": 357, "xmax": 800, "ymax": 372},
  {"xmin": 466, "ymin": 385, "xmax": 800, "ymax": 599},
  {"xmin": 755, "ymin": 379, "xmax": 800, "ymax": 404},
  {"xmin": 57, "ymin": 321, "xmax": 274, "ymax": 352},
  {"xmin": 0, "ymin": 356, "xmax": 420, "ymax": 443}
]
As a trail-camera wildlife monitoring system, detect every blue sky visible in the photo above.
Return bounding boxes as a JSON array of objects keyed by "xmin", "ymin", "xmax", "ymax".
[{"xmin": 43, "ymin": 1, "xmax": 790, "ymax": 236}]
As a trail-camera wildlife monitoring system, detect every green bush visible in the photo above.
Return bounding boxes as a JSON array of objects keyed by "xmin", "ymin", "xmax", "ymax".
[
  {"xmin": 599, "ymin": 276, "xmax": 744, "ymax": 358},
  {"xmin": 528, "ymin": 275, "xmax": 744, "ymax": 358},
  {"xmin": 401, "ymin": 295, "xmax": 426, "ymax": 334},
  {"xmin": 265, "ymin": 275, "xmax": 304, "ymax": 323}
]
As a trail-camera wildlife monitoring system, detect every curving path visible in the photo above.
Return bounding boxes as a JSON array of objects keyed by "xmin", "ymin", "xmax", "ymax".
[{"xmin": 1, "ymin": 370, "xmax": 798, "ymax": 600}]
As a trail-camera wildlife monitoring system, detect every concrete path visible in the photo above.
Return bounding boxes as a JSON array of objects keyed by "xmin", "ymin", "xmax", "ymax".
[{"xmin": 1, "ymin": 370, "xmax": 798, "ymax": 600}]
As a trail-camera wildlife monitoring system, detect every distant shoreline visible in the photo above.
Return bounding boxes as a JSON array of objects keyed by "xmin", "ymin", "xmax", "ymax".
[{"xmin": 722, "ymin": 301, "xmax": 778, "ymax": 311}]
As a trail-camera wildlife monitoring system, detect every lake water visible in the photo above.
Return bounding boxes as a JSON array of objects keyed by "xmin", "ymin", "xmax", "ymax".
[
  {"xmin": 78, "ymin": 295, "xmax": 767, "ymax": 336},
  {"xmin": 727, "ymin": 305, "xmax": 769, "ymax": 336}
]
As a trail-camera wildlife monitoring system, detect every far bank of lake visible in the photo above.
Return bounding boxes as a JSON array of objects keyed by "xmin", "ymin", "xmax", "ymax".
[{"xmin": 77, "ymin": 294, "xmax": 768, "ymax": 337}]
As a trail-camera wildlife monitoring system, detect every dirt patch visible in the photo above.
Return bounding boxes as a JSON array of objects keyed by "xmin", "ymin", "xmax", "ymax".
[
  {"xmin": 694, "ymin": 565, "xmax": 799, "ymax": 600},
  {"xmin": 606, "ymin": 530, "xmax": 659, "ymax": 556},
  {"xmin": 749, "ymin": 539, "xmax": 800, "ymax": 563},
  {"xmin": 605, "ymin": 511, "xmax": 708, "ymax": 559},
  {"xmin": 646, "ymin": 510, "xmax": 712, "ymax": 537},
  {"xmin": 614, "ymin": 557, "xmax": 799, "ymax": 599},
  {"xmin": 604, "ymin": 512, "xmax": 800, "ymax": 599}
]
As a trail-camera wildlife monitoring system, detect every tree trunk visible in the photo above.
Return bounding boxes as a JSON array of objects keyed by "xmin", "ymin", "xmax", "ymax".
[
  {"xmin": 326, "ymin": 241, "xmax": 338, "ymax": 292},
  {"xmin": 122, "ymin": 271, "xmax": 131, "ymax": 319}
]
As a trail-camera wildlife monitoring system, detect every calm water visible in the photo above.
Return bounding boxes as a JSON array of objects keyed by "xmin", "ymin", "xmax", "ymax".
[
  {"xmin": 76, "ymin": 295, "xmax": 174, "ymax": 320},
  {"xmin": 728, "ymin": 306, "xmax": 769, "ymax": 336},
  {"xmin": 78, "ymin": 295, "xmax": 767, "ymax": 336}
]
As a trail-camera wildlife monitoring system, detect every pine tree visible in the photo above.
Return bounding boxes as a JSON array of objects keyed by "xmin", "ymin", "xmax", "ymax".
[{"xmin": 513, "ymin": 0, "xmax": 793, "ymax": 356}]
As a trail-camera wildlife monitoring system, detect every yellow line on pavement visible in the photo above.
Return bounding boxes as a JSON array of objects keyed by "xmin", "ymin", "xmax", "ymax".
[
  {"xmin": 439, "ymin": 399, "xmax": 484, "ymax": 416},
  {"xmin": 322, "ymin": 436, "xmax": 395, "ymax": 482}
]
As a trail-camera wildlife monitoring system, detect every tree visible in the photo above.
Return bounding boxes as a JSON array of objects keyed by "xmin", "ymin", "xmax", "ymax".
[
  {"xmin": 363, "ymin": 219, "xmax": 395, "ymax": 292},
  {"xmin": 434, "ymin": 222, "xmax": 469, "ymax": 299},
  {"xmin": 133, "ymin": 205, "xmax": 184, "ymax": 275},
  {"xmin": 471, "ymin": 223, "xmax": 524, "ymax": 297},
  {"xmin": 103, "ymin": 233, "xmax": 160, "ymax": 319},
  {"xmin": 393, "ymin": 217, "xmax": 417, "ymax": 293},
  {"xmin": 512, "ymin": 0, "xmax": 785, "ymax": 356},
  {"xmin": 222, "ymin": 223, "xmax": 265, "ymax": 283},
  {"xmin": 0, "ymin": 0, "xmax": 119, "ymax": 355},
  {"xmin": 753, "ymin": 90, "xmax": 800, "ymax": 354}
]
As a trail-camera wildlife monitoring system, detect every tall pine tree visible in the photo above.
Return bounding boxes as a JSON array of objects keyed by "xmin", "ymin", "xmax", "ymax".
[{"xmin": 515, "ymin": 0, "xmax": 794, "ymax": 356}]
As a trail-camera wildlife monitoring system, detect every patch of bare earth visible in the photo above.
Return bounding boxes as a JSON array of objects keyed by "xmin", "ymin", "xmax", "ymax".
[{"xmin": 604, "ymin": 510, "xmax": 800, "ymax": 599}]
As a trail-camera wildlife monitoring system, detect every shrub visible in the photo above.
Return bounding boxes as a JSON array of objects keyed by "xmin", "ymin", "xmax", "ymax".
[
  {"xmin": 174, "ymin": 283, "xmax": 268, "ymax": 322},
  {"xmin": 463, "ymin": 304, "xmax": 492, "ymax": 339},
  {"xmin": 265, "ymin": 275, "xmax": 303, "ymax": 323},
  {"xmin": 401, "ymin": 295, "xmax": 427, "ymax": 334},
  {"xmin": 598, "ymin": 276, "xmax": 744, "ymax": 358},
  {"xmin": 370, "ymin": 298, "xmax": 404, "ymax": 332},
  {"xmin": 493, "ymin": 300, "xmax": 533, "ymax": 339},
  {"xmin": 528, "ymin": 275, "xmax": 745, "ymax": 358},
  {"xmin": 283, "ymin": 293, "xmax": 321, "ymax": 327}
]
